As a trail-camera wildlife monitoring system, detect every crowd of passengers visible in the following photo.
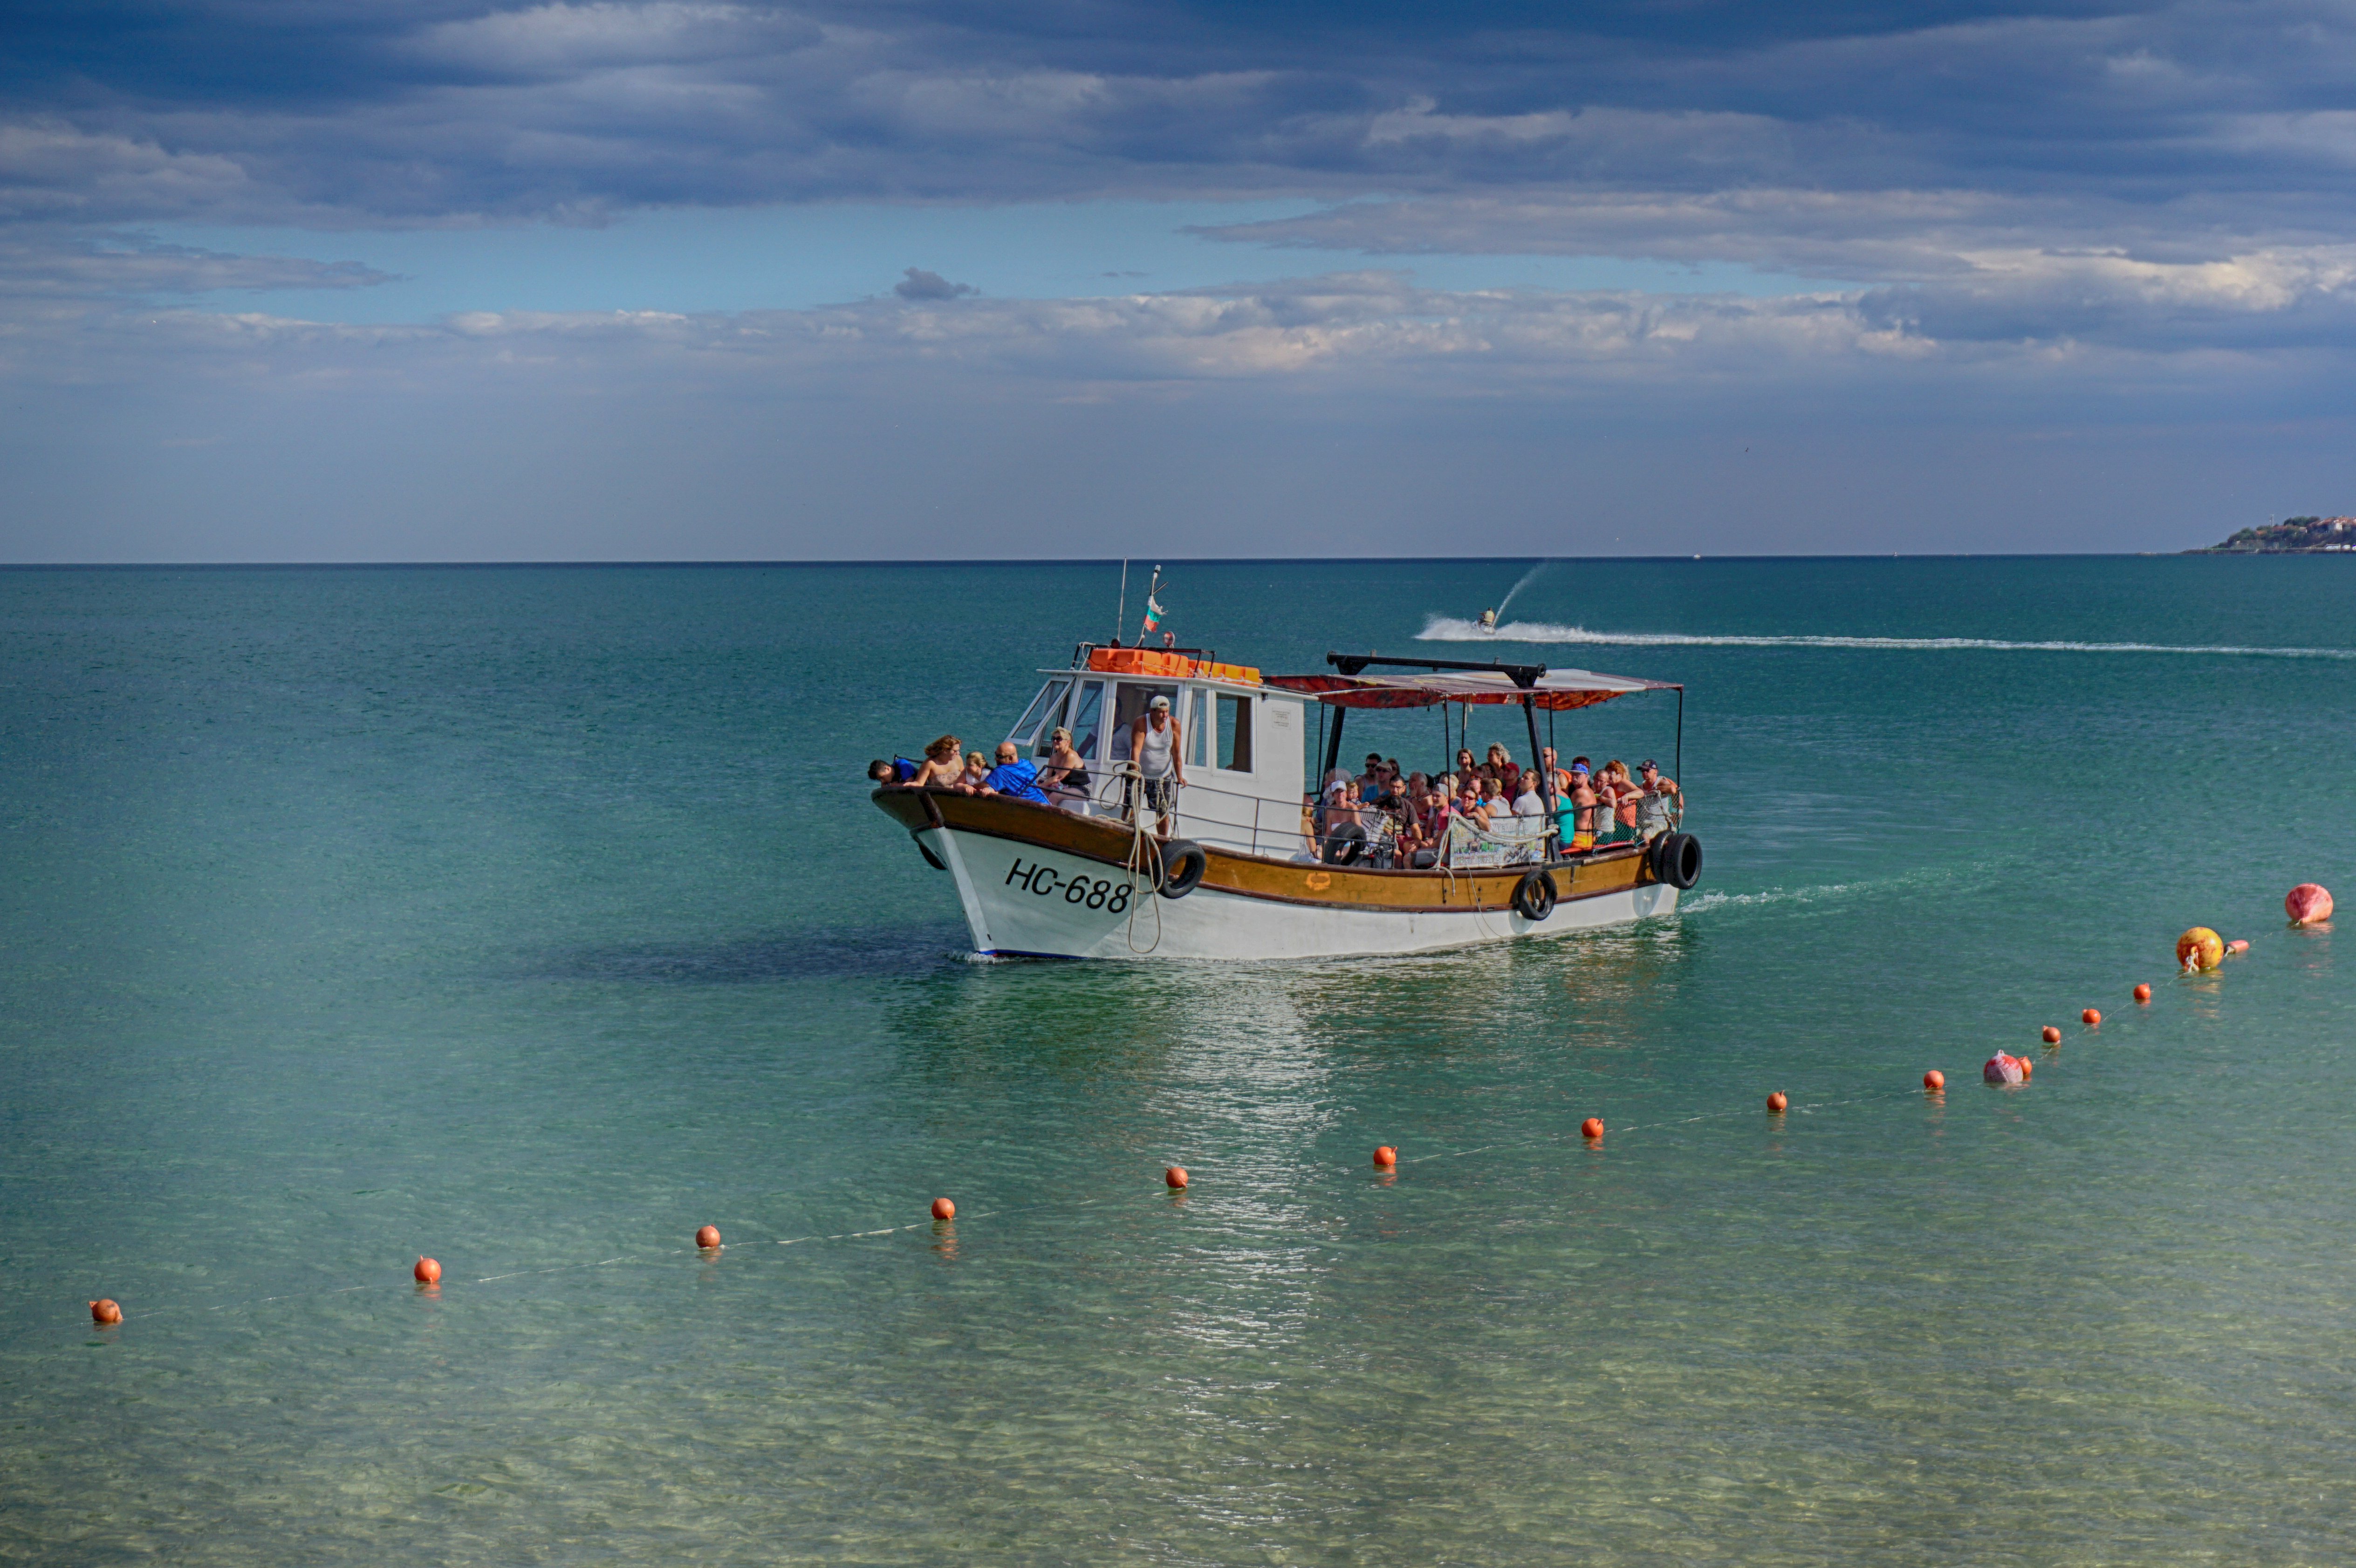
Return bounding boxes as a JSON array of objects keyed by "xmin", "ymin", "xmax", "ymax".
[
  {"xmin": 1311, "ymin": 744, "xmax": 1681, "ymax": 868},
  {"xmin": 871, "ymin": 733, "xmax": 1685, "ymax": 870},
  {"xmin": 868, "ymin": 729, "xmax": 1096, "ymax": 809}
]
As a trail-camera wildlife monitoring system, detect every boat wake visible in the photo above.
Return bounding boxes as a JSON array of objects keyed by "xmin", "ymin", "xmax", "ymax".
[
  {"xmin": 1418, "ymin": 616, "xmax": 2356, "ymax": 659},
  {"xmin": 1677, "ymin": 882, "xmax": 1877, "ymax": 916}
]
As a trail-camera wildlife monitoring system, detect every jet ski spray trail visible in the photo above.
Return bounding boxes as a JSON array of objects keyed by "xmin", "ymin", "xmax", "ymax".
[{"xmin": 1476, "ymin": 561, "xmax": 1551, "ymax": 635}]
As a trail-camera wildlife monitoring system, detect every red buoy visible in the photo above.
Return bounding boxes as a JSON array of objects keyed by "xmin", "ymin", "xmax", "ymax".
[
  {"xmin": 2134, "ymin": 983, "xmax": 2152, "ymax": 1004},
  {"xmin": 1766, "ymin": 1091, "xmax": 1788, "ymax": 1114},
  {"xmin": 1923, "ymin": 1070, "xmax": 1945, "ymax": 1092},
  {"xmin": 1372, "ymin": 1146, "xmax": 1397, "ymax": 1167},
  {"xmin": 2227, "ymin": 938, "xmax": 2249, "ymax": 954},
  {"xmin": 1983, "ymin": 1053, "xmax": 2024, "ymax": 1085},
  {"xmin": 2287, "ymin": 883, "xmax": 2334, "ymax": 925},
  {"xmin": 2041, "ymin": 1026, "xmax": 2062, "ymax": 1044},
  {"xmin": 930, "ymin": 1197, "xmax": 955, "ymax": 1221},
  {"xmin": 1580, "ymin": 1117, "xmax": 1604, "ymax": 1140},
  {"xmin": 695, "ymin": 1225, "xmax": 721, "ymax": 1249},
  {"xmin": 413, "ymin": 1256, "xmax": 441, "ymax": 1286},
  {"xmin": 1164, "ymin": 1166, "xmax": 1188, "ymax": 1190},
  {"xmin": 2082, "ymin": 1008, "xmax": 2102, "ymax": 1027},
  {"xmin": 89, "ymin": 1298, "xmax": 122, "ymax": 1326}
]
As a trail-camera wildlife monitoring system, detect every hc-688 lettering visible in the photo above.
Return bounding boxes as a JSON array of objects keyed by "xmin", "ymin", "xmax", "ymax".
[{"xmin": 1006, "ymin": 857, "xmax": 1133, "ymax": 914}]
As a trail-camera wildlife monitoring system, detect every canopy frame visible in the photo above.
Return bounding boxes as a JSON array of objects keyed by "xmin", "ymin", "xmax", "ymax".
[{"xmin": 1286, "ymin": 652, "xmax": 1686, "ymax": 852}]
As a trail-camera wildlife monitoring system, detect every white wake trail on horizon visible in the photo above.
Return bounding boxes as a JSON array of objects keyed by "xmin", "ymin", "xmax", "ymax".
[{"xmin": 1418, "ymin": 616, "xmax": 2356, "ymax": 659}]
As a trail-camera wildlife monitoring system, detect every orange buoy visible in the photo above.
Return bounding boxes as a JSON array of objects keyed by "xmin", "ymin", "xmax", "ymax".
[
  {"xmin": 1372, "ymin": 1145, "xmax": 1397, "ymax": 1167},
  {"xmin": 695, "ymin": 1225, "xmax": 721, "ymax": 1249},
  {"xmin": 2041, "ymin": 1026, "xmax": 2062, "ymax": 1044},
  {"xmin": 2177, "ymin": 927, "xmax": 2224, "ymax": 972},
  {"xmin": 2286, "ymin": 883, "xmax": 2334, "ymax": 925},
  {"xmin": 2082, "ymin": 1008, "xmax": 2102, "ymax": 1027},
  {"xmin": 89, "ymin": 1298, "xmax": 122, "ymax": 1326},
  {"xmin": 1923, "ymin": 1070, "xmax": 1945, "ymax": 1091},
  {"xmin": 1580, "ymin": 1116, "xmax": 1604, "ymax": 1140},
  {"xmin": 1164, "ymin": 1166, "xmax": 1188, "ymax": 1190},
  {"xmin": 413, "ymin": 1256, "xmax": 441, "ymax": 1286},
  {"xmin": 1983, "ymin": 1052, "xmax": 2024, "ymax": 1085},
  {"xmin": 930, "ymin": 1197, "xmax": 955, "ymax": 1221},
  {"xmin": 1766, "ymin": 1091, "xmax": 1788, "ymax": 1114},
  {"xmin": 2018, "ymin": 1055, "xmax": 2032, "ymax": 1079},
  {"xmin": 2134, "ymin": 983, "xmax": 2152, "ymax": 1004},
  {"xmin": 2227, "ymin": 938, "xmax": 2249, "ymax": 954}
]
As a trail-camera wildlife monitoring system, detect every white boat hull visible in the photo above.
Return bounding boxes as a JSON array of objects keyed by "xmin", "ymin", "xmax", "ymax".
[{"xmin": 922, "ymin": 823, "xmax": 1681, "ymax": 961}]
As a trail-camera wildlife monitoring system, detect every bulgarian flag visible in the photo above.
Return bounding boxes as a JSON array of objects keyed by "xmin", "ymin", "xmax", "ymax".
[{"xmin": 1142, "ymin": 593, "xmax": 1164, "ymax": 634}]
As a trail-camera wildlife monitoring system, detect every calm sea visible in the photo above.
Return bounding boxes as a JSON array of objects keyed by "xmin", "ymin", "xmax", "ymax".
[{"xmin": 3, "ymin": 557, "xmax": 2352, "ymax": 1564}]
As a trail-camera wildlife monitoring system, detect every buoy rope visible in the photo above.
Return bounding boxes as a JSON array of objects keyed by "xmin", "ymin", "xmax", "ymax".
[
  {"xmin": 1395, "ymin": 1085, "xmax": 1928, "ymax": 1167},
  {"xmin": 109, "ymin": 1205, "xmax": 1085, "ymax": 1323},
  {"xmin": 84, "ymin": 974, "xmax": 2185, "ymax": 1327}
]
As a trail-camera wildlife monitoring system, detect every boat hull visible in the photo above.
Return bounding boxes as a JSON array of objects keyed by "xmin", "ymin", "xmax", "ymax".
[{"xmin": 874, "ymin": 788, "xmax": 1683, "ymax": 961}]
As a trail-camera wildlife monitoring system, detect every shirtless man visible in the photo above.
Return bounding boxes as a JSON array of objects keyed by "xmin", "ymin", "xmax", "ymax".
[
  {"xmin": 1322, "ymin": 777, "xmax": 1369, "ymax": 865},
  {"xmin": 1566, "ymin": 762, "xmax": 1602, "ymax": 851},
  {"xmin": 1635, "ymin": 759, "xmax": 1684, "ymax": 842}
]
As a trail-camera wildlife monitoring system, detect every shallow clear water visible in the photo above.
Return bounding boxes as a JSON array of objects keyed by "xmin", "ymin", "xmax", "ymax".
[{"xmin": 3, "ymin": 557, "xmax": 2352, "ymax": 1564}]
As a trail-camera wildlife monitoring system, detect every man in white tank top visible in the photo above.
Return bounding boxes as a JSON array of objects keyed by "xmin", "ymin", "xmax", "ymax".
[{"xmin": 1128, "ymin": 693, "xmax": 1185, "ymax": 838}]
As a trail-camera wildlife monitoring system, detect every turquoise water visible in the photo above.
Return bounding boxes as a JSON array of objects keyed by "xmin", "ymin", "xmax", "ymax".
[{"xmin": 3, "ymin": 558, "xmax": 2352, "ymax": 1563}]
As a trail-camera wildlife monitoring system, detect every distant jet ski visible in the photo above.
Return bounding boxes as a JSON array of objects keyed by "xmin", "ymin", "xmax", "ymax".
[{"xmin": 1477, "ymin": 608, "xmax": 1498, "ymax": 632}]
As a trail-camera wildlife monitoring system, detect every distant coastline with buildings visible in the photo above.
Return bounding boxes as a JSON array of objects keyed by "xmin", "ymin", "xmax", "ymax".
[{"xmin": 2192, "ymin": 516, "xmax": 2356, "ymax": 553}]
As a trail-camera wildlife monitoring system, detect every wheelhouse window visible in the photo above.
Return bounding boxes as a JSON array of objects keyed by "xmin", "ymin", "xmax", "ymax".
[
  {"xmin": 1186, "ymin": 688, "xmax": 1210, "ymax": 768},
  {"xmin": 1107, "ymin": 682, "xmax": 1181, "ymax": 761},
  {"xmin": 1216, "ymin": 693, "xmax": 1253, "ymax": 773},
  {"xmin": 1009, "ymin": 678, "xmax": 1071, "ymax": 753},
  {"xmin": 1067, "ymin": 681, "xmax": 1106, "ymax": 760}
]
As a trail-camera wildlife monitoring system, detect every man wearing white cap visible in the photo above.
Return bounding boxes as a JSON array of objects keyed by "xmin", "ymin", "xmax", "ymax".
[{"xmin": 1127, "ymin": 692, "xmax": 1186, "ymax": 839}]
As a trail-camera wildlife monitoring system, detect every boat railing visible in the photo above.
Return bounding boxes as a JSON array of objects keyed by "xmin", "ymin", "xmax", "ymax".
[
  {"xmin": 1064, "ymin": 761, "xmax": 1305, "ymax": 861},
  {"xmin": 934, "ymin": 764, "xmax": 1679, "ymax": 868}
]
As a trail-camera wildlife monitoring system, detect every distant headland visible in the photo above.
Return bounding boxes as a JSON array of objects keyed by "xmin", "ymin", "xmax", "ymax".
[{"xmin": 2192, "ymin": 516, "xmax": 2356, "ymax": 553}]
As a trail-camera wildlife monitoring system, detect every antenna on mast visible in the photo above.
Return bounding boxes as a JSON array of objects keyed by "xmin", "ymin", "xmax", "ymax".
[{"xmin": 1115, "ymin": 559, "xmax": 1128, "ymax": 647}]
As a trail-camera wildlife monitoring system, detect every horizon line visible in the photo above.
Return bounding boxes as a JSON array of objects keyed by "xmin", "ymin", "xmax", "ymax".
[{"xmin": 0, "ymin": 552, "xmax": 2230, "ymax": 570}]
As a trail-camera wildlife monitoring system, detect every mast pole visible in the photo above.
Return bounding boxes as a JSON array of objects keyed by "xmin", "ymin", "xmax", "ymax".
[{"xmin": 1115, "ymin": 559, "xmax": 1128, "ymax": 647}]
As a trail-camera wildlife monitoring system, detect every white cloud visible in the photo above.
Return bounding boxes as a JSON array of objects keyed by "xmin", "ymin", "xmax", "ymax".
[
  {"xmin": 413, "ymin": 2, "xmax": 823, "ymax": 74},
  {"xmin": 0, "ymin": 121, "xmax": 260, "ymax": 223},
  {"xmin": 27, "ymin": 255, "xmax": 2356, "ymax": 404}
]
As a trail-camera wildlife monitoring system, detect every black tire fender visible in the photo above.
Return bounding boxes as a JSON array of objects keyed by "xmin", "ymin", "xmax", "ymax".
[
  {"xmin": 1157, "ymin": 839, "xmax": 1208, "ymax": 899},
  {"xmin": 912, "ymin": 833, "xmax": 947, "ymax": 872},
  {"xmin": 1511, "ymin": 868, "xmax": 1558, "ymax": 922},
  {"xmin": 1651, "ymin": 832, "xmax": 1702, "ymax": 890}
]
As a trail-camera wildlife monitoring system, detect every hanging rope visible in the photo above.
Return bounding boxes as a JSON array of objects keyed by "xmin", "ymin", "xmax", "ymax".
[{"xmin": 1112, "ymin": 759, "xmax": 1169, "ymax": 955}]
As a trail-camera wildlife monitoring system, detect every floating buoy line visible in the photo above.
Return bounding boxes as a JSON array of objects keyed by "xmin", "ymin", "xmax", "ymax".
[{"xmin": 76, "ymin": 885, "xmax": 2331, "ymax": 1331}]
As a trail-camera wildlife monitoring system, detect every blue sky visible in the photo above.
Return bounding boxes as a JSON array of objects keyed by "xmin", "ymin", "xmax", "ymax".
[{"xmin": 6, "ymin": 0, "xmax": 2356, "ymax": 559}]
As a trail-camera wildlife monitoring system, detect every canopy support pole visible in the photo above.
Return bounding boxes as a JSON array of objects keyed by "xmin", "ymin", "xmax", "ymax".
[
  {"xmin": 1521, "ymin": 694, "xmax": 1557, "ymax": 863},
  {"xmin": 1322, "ymin": 704, "xmax": 1348, "ymax": 788}
]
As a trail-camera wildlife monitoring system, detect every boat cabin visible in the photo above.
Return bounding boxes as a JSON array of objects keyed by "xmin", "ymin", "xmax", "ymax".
[{"xmin": 1002, "ymin": 645, "xmax": 1310, "ymax": 858}]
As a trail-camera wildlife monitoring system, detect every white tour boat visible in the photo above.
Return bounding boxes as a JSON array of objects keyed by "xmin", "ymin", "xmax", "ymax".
[{"xmin": 871, "ymin": 644, "xmax": 1701, "ymax": 961}]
